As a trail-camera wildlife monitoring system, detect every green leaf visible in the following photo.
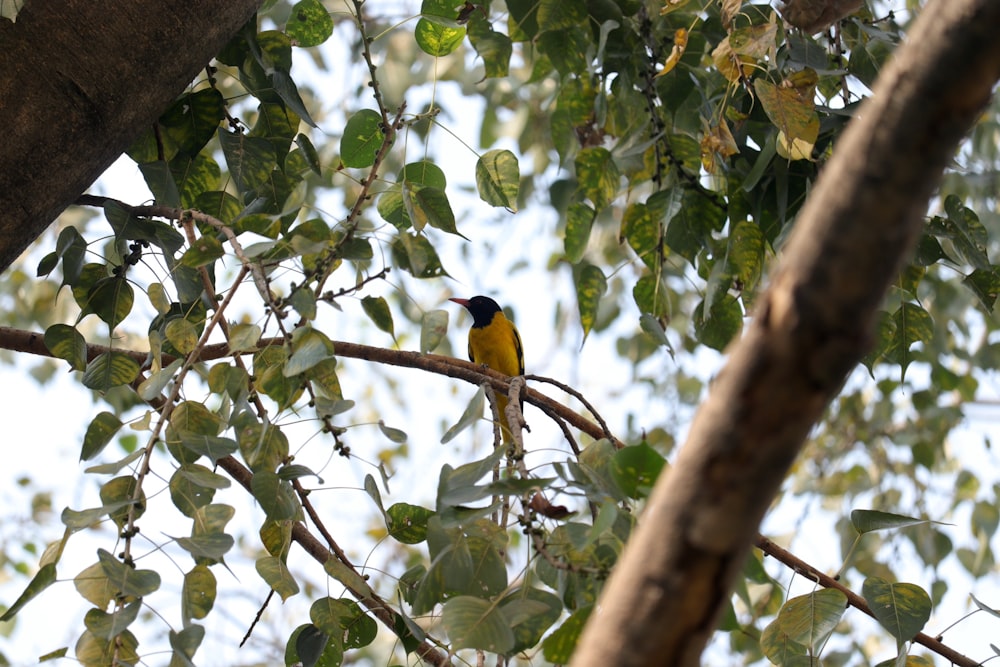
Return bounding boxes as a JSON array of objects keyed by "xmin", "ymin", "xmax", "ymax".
[
  {"xmin": 573, "ymin": 263, "xmax": 607, "ymax": 339},
  {"xmin": 285, "ymin": 326, "xmax": 335, "ymax": 376},
  {"xmin": 575, "ymin": 147, "xmax": 619, "ymax": 210},
  {"xmin": 862, "ymin": 577, "xmax": 932, "ymax": 643},
  {"xmin": 420, "ymin": 309, "xmax": 449, "ymax": 353},
  {"xmin": 139, "ymin": 160, "xmax": 182, "ymax": 208},
  {"xmin": 257, "ymin": 556, "xmax": 300, "ymax": 601},
  {"xmin": 179, "ymin": 434, "xmax": 239, "ymax": 463},
  {"xmin": 165, "ymin": 317, "xmax": 199, "ymax": 355},
  {"xmin": 885, "ymin": 302, "xmax": 933, "ymax": 380},
  {"xmin": 468, "ymin": 24, "xmax": 512, "ymax": 78},
  {"xmin": 927, "ymin": 195, "xmax": 990, "ymax": 270},
  {"xmin": 437, "ymin": 447, "xmax": 506, "ymax": 507},
  {"xmin": 402, "ymin": 183, "xmax": 465, "ymax": 237},
  {"xmin": 633, "ymin": 273, "xmax": 671, "ymax": 319},
  {"xmin": 237, "ymin": 418, "xmax": 290, "ymax": 472},
  {"xmin": 310, "ymin": 597, "xmax": 378, "ymax": 649},
  {"xmin": 441, "ymin": 386, "xmax": 486, "ymax": 444},
  {"xmin": 665, "ymin": 187, "xmax": 726, "ymax": 263},
  {"xmin": 776, "ymin": 589, "xmax": 847, "ymax": 651},
  {"xmin": 81, "ymin": 351, "xmax": 140, "ymax": 391},
  {"xmin": 415, "ymin": 18, "xmax": 466, "ymax": 56},
  {"xmin": 84, "ymin": 450, "xmax": 145, "ymax": 476},
  {"xmin": 0, "ymin": 563, "xmax": 57, "ymax": 621},
  {"xmin": 286, "ymin": 0, "xmax": 333, "ymax": 46},
  {"xmin": 361, "ymin": 296, "xmax": 395, "ymax": 337},
  {"xmin": 174, "ymin": 533, "xmax": 236, "ymax": 561},
  {"xmin": 229, "ymin": 323, "xmax": 262, "ymax": 353},
  {"xmin": 537, "ymin": 0, "xmax": 586, "ymax": 30},
  {"xmin": 538, "ymin": 27, "xmax": 589, "ymax": 75},
  {"xmin": 442, "ymin": 596, "xmax": 515, "ymax": 654},
  {"xmin": 171, "ymin": 401, "xmax": 223, "ymax": 438},
  {"xmin": 81, "ymin": 412, "xmax": 123, "ymax": 461},
  {"xmin": 564, "ymin": 202, "xmax": 595, "ymax": 263},
  {"xmin": 851, "ymin": 509, "xmax": 932, "ymax": 534},
  {"xmin": 760, "ymin": 615, "xmax": 809, "ymax": 664},
  {"xmin": 392, "ymin": 232, "xmax": 449, "ymax": 278},
  {"xmin": 964, "ymin": 267, "xmax": 1000, "ymax": 312},
  {"xmin": 341, "ymin": 109, "xmax": 385, "ymax": 168},
  {"xmin": 294, "ymin": 133, "xmax": 322, "ymax": 176},
  {"xmin": 218, "ymin": 129, "xmax": 277, "ymax": 197},
  {"xmin": 401, "ymin": 159, "xmax": 447, "ymax": 188},
  {"xmin": 378, "ymin": 419, "xmax": 407, "ymax": 443},
  {"xmin": 252, "ymin": 470, "xmax": 299, "ymax": 520},
  {"xmin": 289, "ymin": 624, "xmax": 335, "ymax": 667},
  {"xmin": 170, "ymin": 464, "xmax": 227, "ymax": 517},
  {"xmin": 76, "ymin": 629, "xmax": 139, "ymax": 666},
  {"xmin": 179, "ymin": 234, "xmax": 225, "ymax": 268},
  {"xmin": 44, "ymin": 323, "xmax": 87, "ymax": 371},
  {"xmin": 182, "ymin": 564, "xmax": 217, "ymax": 623},
  {"xmin": 621, "ymin": 202, "xmax": 661, "ymax": 271},
  {"xmin": 610, "ymin": 442, "xmax": 666, "ymax": 499},
  {"xmin": 169, "ymin": 625, "xmax": 206, "ymax": 666},
  {"xmin": 500, "ymin": 587, "xmax": 564, "ymax": 654},
  {"xmin": 476, "ymin": 149, "xmax": 520, "ymax": 210},
  {"xmin": 86, "ymin": 277, "xmax": 134, "ymax": 329},
  {"xmin": 36, "ymin": 251, "xmax": 58, "ymax": 277},
  {"xmin": 727, "ymin": 220, "xmax": 765, "ymax": 288},
  {"xmin": 693, "ymin": 294, "xmax": 743, "ymax": 351},
  {"xmin": 542, "ymin": 605, "xmax": 593, "ymax": 663},
  {"xmin": 100, "ymin": 476, "xmax": 144, "ymax": 530},
  {"xmin": 98, "ymin": 548, "xmax": 161, "ymax": 597},
  {"xmin": 84, "ymin": 599, "xmax": 141, "ymax": 639},
  {"xmin": 386, "ymin": 503, "xmax": 436, "ymax": 544},
  {"xmin": 272, "ymin": 68, "xmax": 318, "ymax": 128},
  {"xmin": 103, "ymin": 201, "xmax": 185, "ymax": 257}
]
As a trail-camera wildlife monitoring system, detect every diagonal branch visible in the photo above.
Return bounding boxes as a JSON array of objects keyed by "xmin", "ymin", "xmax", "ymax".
[{"xmin": 570, "ymin": 1, "xmax": 1000, "ymax": 666}]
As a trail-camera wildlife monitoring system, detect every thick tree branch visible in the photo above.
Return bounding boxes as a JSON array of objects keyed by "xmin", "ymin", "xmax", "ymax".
[
  {"xmin": 0, "ymin": 0, "xmax": 262, "ymax": 273},
  {"xmin": 570, "ymin": 1, "xmax": 1000, "ymax": 666}
]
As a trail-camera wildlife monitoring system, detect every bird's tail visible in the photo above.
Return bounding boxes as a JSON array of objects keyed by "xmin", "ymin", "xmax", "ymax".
[{"xmin": 495, "ymin": 393, "xmax": 511, "ymax": 445}]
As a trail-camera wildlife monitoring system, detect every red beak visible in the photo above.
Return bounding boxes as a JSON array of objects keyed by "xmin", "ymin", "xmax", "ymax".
[{"xmin": 449, "ymin": 297, "xmax": 470, "ymax": 307}]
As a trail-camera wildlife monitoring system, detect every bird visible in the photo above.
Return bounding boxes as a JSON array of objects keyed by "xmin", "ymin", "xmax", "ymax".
[{"xmin": 449, "ymin": 295, "xmax": 524, "ymax": 443}]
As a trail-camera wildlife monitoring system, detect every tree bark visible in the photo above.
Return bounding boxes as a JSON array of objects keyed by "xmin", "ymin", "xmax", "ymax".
[
  {"xmin": 0, "ymin": 0, "xmax": 262, "ymax": 273},
  {"xmin": 570, "ymin": 1, "xmax": 1000, "ymax": 666}
]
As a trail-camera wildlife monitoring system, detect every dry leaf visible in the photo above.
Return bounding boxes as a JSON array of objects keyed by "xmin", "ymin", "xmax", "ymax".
[{"xmin": 655, "ymin": 28, "xmax": 689, "ymax": 78}]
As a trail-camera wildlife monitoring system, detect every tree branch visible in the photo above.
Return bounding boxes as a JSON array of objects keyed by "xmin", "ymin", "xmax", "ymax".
[
  {"xmin": 0, "ymin": 326, "xmax": 620, "ymax": 449},
  {"xmin": 570, "ymin": 1, "xmax": 1000, "ymax": 665}
]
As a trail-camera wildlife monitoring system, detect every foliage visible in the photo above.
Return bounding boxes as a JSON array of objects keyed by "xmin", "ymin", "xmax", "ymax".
[{"xmin": 0, "ymin": 0, "xmax": 999, "ymax": 666}]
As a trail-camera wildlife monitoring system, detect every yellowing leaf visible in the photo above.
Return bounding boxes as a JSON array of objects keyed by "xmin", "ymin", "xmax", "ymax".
[
  {"xmin": 712, "ymin": 37, "xmax": 754, "ymax": 82},
  {"xmin": 728, "ymin": 19, "xmax": 778, "ymax": 60},
  {"xmin": 713, "ymin": 15, "xmax": 778, "ymax": 82},
  {"xmin": 720, "ymin": 0, "xmax": 742, "ymax": 28},
  {"xmin": 700, "ymin": 118, "xmax": 740, "ymax": 173},
  {"xmin": 754, "ymin": 72, "xmax": 819, "ymax": 161},
  {"xmin": 655, "ymin": 29, "xmax": 688, "ymax": 78}
]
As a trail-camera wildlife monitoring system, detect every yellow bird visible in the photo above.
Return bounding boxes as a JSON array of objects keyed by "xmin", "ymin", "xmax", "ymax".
[{"xmin": 450, "ymin": 295, "xmax": 524, "ymax": 442}]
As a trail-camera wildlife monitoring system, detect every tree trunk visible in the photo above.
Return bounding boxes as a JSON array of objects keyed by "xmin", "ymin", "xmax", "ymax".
[
  {"xmin": 570, "ymin": 1, "xmax": 1000, "ymax": 665},
  {"xmin": 0, "ymin": 0, "xmax": 261, "ymax": 272}
]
